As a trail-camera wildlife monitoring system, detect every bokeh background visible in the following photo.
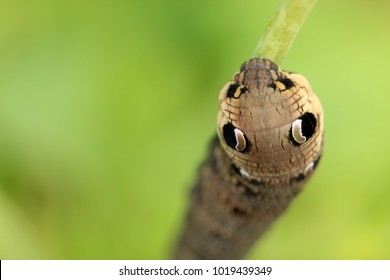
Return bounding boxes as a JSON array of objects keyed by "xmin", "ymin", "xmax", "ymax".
[{"xmin": 1, "ymin": 0, "xmax": 390, "ymax": 259}]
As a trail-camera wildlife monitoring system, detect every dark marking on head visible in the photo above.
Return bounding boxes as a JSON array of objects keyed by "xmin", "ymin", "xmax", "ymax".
[
  {"xmin": 226, "ymin": 83, "xmax": 240, "ymax": 98},
  {"xmin": 269, "ymin": 81, "xmax": 277, "ymax": 90},
  {"xmin": 240, "ymin": 86, "xmax": 248, "ymax": 94},
  {"xmin": 226, "ymin": 83, "xmax": 248, "ymax": 99},
  {"xmin": 222, "ymin": 123, "xmax": 237, "ymax": 150},
  {"xmin": 222, "ymin": 123, "xmax": 250, "ymax": 152},
  {"xmin": 277, "ymin": 77, "xmax": 295, "ymax": 90},
  {"xmin": 300, "ymin": 112, "xmax": 317, "ymax": 140}
]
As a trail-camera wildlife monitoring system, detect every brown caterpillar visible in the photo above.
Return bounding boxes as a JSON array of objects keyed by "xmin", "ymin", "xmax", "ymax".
[{"xmin": 175, "ymin": 58, "xmax": 324, "ymax": 259}]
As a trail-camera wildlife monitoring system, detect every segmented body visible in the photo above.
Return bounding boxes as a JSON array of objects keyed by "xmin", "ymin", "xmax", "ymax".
[{"xmin": 175, "ymin": 58, "xmax": 323, "ymax": 259}]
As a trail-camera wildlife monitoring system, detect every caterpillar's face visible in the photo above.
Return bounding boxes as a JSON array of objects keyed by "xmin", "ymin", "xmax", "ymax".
[{"xmin": 217, "ymin": 58, "xmax": 323, "ymax": 186}]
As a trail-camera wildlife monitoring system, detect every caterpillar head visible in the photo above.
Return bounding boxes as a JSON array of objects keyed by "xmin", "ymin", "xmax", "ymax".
[{"xmin": 217, "ymin": 58, "xmax": 323, "ymax": 186}]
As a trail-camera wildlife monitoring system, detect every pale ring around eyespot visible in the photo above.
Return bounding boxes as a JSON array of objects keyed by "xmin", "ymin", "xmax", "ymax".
[
  {"xmin": 291, "ymin": 119, "xmax": 306, "ymax": 144},
  {"xmin": 233, "ymin": 128, "xmax": 246, "ymax": 151}
]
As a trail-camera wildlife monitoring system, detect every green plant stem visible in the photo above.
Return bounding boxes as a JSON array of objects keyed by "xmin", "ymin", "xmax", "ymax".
[{"xmin": 253, "ymin": 0, "xmax": 317, "ymax": 65}]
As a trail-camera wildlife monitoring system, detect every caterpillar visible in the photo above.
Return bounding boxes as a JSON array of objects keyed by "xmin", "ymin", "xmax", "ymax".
[{"xmin": 175, "ymin": 58, "xmax": 324, "ymax": 260}]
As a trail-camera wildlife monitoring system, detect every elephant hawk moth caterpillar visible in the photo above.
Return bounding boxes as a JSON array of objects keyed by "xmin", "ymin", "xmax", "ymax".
[{"xmin": 175, "ymin": 57, "xmax": 323, "ymax": 260}]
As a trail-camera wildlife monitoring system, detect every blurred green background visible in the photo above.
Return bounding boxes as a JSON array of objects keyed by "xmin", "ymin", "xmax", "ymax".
[{"xmin": 1, "ymin": 0, "xmax": 390, "ymax": 259}]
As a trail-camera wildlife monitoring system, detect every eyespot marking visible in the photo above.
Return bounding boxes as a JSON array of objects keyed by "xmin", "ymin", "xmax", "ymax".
[
  {"xmin": 222, "ymin": 123, "xmax": 248, "ymax": 152},
  {"xmin": 291, "ymin": 112, "xmax": 317, "ymax": 144}
]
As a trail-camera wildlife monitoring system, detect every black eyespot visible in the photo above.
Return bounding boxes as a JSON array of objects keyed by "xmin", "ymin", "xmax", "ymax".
[
  {"xmin": 223, "ymin": 123, "xmax": 237, "ymax": 149},
  {"xmin": 300, "ymin": 112, "xmax": 317, "ymax": 139},
  {"xmin": 290, "ymin": 112, "xmax": 317, "ymax": 145},
  {"xmin": 222, "ymin": 123, "xmax": 249, "ymax": 152}
]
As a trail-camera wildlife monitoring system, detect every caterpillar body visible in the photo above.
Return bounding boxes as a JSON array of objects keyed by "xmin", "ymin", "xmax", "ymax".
[{"xmin": 175, "ymin": 58, "xmax": 324, "ymax": 259}]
